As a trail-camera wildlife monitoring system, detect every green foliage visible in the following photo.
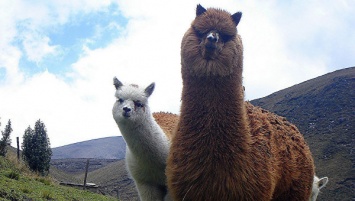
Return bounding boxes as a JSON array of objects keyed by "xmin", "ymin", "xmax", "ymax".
[
  {"xmin": 22, "ymin": 119, "xmax": 52, "ymax": 176},
  {"xmin": 5, "ymin": 170, "xmax": 20, "ymax": 180},
  {"xmin": 0, "ymin": 155, "xmax": 118, "ymax": 201},
  {"xmin": 21, "ymin": 187, "xmax": 31, "ymax": 194},
  {"xmin": 0, "ymin": 119, "xmax": 12, "ymax": 157},
  {"xmin": 36, "ymin": 177, "xmax": 51, "ymax": 186},
  {"xmin": 41, "ymin": 190, "xmax": 53, "ymax": 199}
]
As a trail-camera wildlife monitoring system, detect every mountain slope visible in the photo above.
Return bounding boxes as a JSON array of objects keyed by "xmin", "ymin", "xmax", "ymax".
[
  {"xmin": 251, "ymin": 66, "xmax": 355, "ymax": 201},
  {"xmin": 52, "ymin": 136, "xmax": 126, "ymax": 159}
]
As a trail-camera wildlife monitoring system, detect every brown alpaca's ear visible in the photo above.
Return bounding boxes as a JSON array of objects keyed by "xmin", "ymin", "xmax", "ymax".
[
  {"xmin": 231, "ymin": 12, "xmax": 242, "ymax": 26},
  {"xmin": 113, "ymin": 77, "xmax": 123, "ymax": 90},
  {"xmin": 145, "ymin": 82, "xmax": 155, "ymax": 97},
  {"xmin": 196, "ymin": 4, "xmax": 207, "ymax": 16}
]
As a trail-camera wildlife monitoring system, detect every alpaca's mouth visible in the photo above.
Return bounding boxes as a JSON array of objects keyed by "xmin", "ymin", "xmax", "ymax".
[
  {"xmin": 203, "ymin": 45, "xmax": 218, "ymax": 60},
  {"xmin": 123, "ymin": 111, "xmax": 131, "ymax": 118},
  {"xmin": 205, "ymin": 43, "xmax": 217, "ymax": 50}
]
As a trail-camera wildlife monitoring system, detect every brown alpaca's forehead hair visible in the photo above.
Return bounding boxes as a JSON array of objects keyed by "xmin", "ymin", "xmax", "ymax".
[{"xmin": 192, "ymin": 8, "xmax": 237, "ymax": 36}]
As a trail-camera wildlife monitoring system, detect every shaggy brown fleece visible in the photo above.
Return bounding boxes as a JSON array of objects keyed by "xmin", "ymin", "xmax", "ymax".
[
  {"xmin": 166, "ymin": 4, "xmax": 314, "ymax": 201},
  {"xmin": 153, "ymin": 112, "xmax": 179, "ymax": 140}
]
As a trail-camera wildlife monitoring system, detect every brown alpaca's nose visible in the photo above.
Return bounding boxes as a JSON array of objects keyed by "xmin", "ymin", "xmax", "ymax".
[{"xmin": 207, "ymin": 32, "xmax": 219, "ymax": 43}]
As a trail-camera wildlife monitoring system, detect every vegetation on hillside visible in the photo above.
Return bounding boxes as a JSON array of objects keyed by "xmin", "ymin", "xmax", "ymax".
[
  {"xmin": 50, "ymin": 159, "xmax": 138, "ymax": 201},
  {"xmin": 0, "ymin": 150, "xmax": 117, "ymax": 201}
]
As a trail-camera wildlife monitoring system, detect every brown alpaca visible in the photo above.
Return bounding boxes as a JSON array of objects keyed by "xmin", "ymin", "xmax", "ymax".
[
  {"xmin": 166, "ymin": 4, "xmax": 314, "ymax": 201},
  {"xmin": 153, "ymin": 112, "xmax": 179, "ymax": 140}
]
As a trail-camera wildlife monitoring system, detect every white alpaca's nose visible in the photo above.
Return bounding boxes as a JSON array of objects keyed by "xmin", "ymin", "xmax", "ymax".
[
  {"xmin": 123, "ymin": 106, "xmax": 132, "ymax": 118},
  {"xmin": 123, "ymin": 107, "xmax": 131, "ymax": 112}
]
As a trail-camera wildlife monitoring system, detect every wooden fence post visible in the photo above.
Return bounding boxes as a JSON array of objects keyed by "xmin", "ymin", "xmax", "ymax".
[
  {"xmin": 83, "ymin": 159, "xmax": 90, "ymax": 190},
  {"xmin": 16, "ymin": 137, "xmax": 20, "ymax": 161}
]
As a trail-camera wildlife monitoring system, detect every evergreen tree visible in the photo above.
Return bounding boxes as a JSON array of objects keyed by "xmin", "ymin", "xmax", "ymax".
[
  {"xmin": 22, "ymin": 126, "xmax": 34, "ymax": 167},
  {"xmin": 0, "ymin": 119, "xmax": 12, "ymax": 157},
  {"xmin": 22, "ymin": 120, "xmax": 52, "ymax": 175}
]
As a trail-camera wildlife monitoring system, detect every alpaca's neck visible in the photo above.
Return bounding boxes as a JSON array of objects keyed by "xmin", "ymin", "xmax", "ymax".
[
  {"xmin": 119, "ymin": 114, "xmax": 169, "ymax": 161},
  {"xmin": 180, "ymin": 74, "xmax": 251, "ymax": 151}
]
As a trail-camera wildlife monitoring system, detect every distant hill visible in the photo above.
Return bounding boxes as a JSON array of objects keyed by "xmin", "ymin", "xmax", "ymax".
[
  {"xmin": 52, "ymin": 136, "xmax": 126, "ymax": 159},
  {"xmin": 251, "ymin": 66, "xmax": 355, "ymax": 201}
]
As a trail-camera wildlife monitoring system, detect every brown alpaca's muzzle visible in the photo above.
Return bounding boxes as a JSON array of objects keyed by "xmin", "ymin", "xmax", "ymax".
[{"xmin": 202, "ymin": 31, "xmax": 220, "ymax": 60}]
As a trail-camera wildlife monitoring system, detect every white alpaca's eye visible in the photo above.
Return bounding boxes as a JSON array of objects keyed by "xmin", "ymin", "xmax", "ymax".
[
  {"xmin": 134, "ymin": 101, "xmax": 144, "ymax": 108},
  {"xmin": 117, "ymin": 98, "xmax": 124, "ymax": 103}
]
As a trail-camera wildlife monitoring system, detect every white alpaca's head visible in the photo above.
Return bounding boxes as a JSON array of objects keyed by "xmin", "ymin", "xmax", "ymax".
[
  {"xmin": 112, "ymin": 77, "xmax": 155, "ymax": 124},
  {"xmin": 309, "ymin": 176, "xmax": 328, "ymax": 201}
]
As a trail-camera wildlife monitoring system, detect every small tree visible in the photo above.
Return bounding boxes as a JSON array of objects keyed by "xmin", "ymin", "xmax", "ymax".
[
  {"xmin": 22, "ymin": 126, "xmax": 34, "ymax": 166},
  {"xmin": 22, "ymin": 119, "xmax": 52, "ymax": 175},
  {"xmin": 0, "ymin": 119, "xmax": 12, "ymax": 157}
]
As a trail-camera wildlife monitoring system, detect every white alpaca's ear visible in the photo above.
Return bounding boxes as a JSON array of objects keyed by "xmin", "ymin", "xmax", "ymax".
[
  {"xmin": 318, "ymin": 177, "xmax": 328, "ymax": 189},
  {"xmin": 145, "ymin": 82, "xmax": 155, "ymax": 97},
  {"xmin": 114, "ymin": 77, "xmax": 123, "ymax": 90}
]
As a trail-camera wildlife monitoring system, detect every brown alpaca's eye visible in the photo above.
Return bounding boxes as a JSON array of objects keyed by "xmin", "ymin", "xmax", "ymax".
[
  {"xmin": 220, "ymin": 34, "xmax": 233, "ymax": 42},
  {"xmin": 193, "ymin": 27, "xmax": 204, "ymax": 38}
]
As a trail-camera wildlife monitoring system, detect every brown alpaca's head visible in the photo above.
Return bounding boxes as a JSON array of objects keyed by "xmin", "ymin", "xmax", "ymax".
[{"xmin": 181, "ymin": 4, "xmax": 243, "ymax": 77}]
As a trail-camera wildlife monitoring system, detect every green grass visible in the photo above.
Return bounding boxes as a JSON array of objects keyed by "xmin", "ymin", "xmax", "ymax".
[{"xmin": 0, "ymin": 155, "xmax": 118, "ymax": 201}]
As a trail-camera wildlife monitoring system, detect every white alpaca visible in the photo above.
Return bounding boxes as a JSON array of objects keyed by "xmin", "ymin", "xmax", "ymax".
[
  {"xmin": 112, "ymin": 77, "xmax": 170, "ymax": 201},
  {"xmin": 309, "ymin": 176, "xmax": 329, "ymax": 201}
]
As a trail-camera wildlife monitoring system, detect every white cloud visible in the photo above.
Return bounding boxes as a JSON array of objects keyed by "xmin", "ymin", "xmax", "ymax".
[
  {"xmin": 241, "ymin": 0, "xmax": 355, "ymax": 99},
  {"xmin": 0, "ymin": 46, "xmax": 23, "ymax": 85},
  {"xmin": 0, "ymin": 70, "xmax": 118, "ymax": 147},
  {"xmin": 22, "ymin": 32, "xmax": 60, "ymax": 63}
]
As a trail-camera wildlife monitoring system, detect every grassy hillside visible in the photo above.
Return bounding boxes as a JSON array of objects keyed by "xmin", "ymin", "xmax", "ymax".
[
  {"xmin": 0, "ymin": 150, "xmax": 117, "ymax": 201},
  {"xmin": 251, "ymin": 67, "xmax": 355, "ymax": 201},
  {"xmin": 75, "ymin": 160, "xmax": 139, "ymax": 201},
  {"xmin": 49, "ymin": 159, "xmax": 138, "ymax": 201}
]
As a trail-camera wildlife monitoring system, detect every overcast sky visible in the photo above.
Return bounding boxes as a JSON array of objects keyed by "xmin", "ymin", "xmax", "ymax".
[{"xmin": 0, "ymin": 0, "xmax": 354, "ymax": 148}]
